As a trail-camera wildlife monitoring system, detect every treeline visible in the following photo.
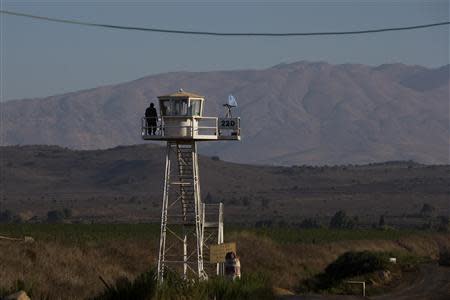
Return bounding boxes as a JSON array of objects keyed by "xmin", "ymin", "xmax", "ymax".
[
  {"xmin": 0, "ymin": 209, "xmax": 22, "ymax": 223},
  {"xmin": 253, "ymin": 205, "xmax": 450, "ymax": 232},
  {"xmin": 0, "ymin": 208, "xmax": 73, "ymax": 224},
  {"xmin": 0, "ymin": 203, "xmax": 448, "ymax": 231}
]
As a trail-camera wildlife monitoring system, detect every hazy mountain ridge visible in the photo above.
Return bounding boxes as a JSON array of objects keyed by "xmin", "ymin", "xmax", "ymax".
[{"xmin": 1, "ymin": 61, "xmax": 448, "ymax": 165}]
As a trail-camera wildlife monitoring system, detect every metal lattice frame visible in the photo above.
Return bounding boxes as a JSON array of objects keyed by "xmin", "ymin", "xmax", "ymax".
[
  {"xmin": 157, "ymin": 141, "xmax": 206, "ymax": 282},
  {"xmin": 202, "ymin": 203, "xmax": 224, "ymax": 276}
]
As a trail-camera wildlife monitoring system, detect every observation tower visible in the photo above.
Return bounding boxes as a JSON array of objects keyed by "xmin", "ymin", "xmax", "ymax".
[{"xmin": 141, "ymin": 89, "xmax": 240, "ymax": 282}]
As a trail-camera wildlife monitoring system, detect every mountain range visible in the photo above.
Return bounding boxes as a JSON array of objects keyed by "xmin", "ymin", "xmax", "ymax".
[{"xmin": 1, "ymin": 61, "xmax": 449, "ymax": 165}]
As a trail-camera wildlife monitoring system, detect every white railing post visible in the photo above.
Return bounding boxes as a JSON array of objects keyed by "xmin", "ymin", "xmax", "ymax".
[{"xmin": 346, "ymin": 281, "xmax": 366, "ymax": 297}]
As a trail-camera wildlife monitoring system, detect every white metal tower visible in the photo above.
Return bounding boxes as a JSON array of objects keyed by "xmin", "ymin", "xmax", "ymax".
[{"xmin": 141, "ymin": 90, "xmax": 240, "ymax": 282}]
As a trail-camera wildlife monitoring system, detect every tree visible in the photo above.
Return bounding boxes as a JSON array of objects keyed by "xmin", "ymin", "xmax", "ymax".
[
  {"xmin": 47, "ymin": 210, "xmax": 65, "ymax": 223},
  {"xmin": 330, "ymin": 210, "xmax": 357, "ymax": 229},
  {"xmin": 63, "ymin": 208, "xmax": 73, "ymax": 218},
  {"xmin": 420, "ymin": 203, "xmax": 435, "ymax": 217},
  {"xmin": 438, "ymin": 216, "xmax": 449, "ymax": 232},
  {"xmin": 0, "ymin": 209, "xmax": 13, "ymax": 223}
]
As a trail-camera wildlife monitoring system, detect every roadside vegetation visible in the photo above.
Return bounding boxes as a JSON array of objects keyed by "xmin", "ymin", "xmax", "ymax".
[
  {"xmin": 0, "ymin": 224, "xmax": 448, "ymax": 299},
  {"xmin": 299, "ymin": 250, "xmax": 430, "ymax": 295},
  {"xmin": 91, "ymin": 270, "xmax": 273, "ymax": 300}
]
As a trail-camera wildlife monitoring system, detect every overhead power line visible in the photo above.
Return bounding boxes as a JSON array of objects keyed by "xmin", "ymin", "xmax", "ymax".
[{"xmin": 1, "ymin": 9, "xmax": 449, "ymax": 37}]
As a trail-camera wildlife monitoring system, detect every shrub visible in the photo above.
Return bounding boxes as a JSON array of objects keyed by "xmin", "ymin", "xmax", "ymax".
[
  {"xmin": 91, "ymin": 269, "xmax": 157, "ymax": 300},
  {"xmin": 304, "ymin": 251, "xmax": 389, "ymax": 290},
  {"xmin": 438, "ymin": 249, "xmax": 450, "ymax": 267},
  {"xmin": 299, "ymin": 218, "xmax": 321, "ymax": 229},
  {"xmin": 325, "ymin": 251, "xmax": 388, "ymax": 281}
]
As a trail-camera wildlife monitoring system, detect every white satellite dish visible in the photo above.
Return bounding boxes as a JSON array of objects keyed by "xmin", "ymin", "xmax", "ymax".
[
  {"xmin": 228, "ymin": 94, "xmax": 238, "ymax": 107},
  {"xmin": 224, "ymin": 94, "xmax": 237, "ymax": 118}
]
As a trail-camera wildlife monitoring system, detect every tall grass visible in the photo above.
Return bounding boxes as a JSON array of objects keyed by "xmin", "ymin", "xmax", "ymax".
[
  {"xmin": 0, "ymin": 280, "xmax": 38, "ymax": 299},
  {"xmin": 91, "ymin": 269, "xmax": 274, "ymax": 300},
  {"xmin": 91, "ymin": 270, "xmax": 157, "ymax": 300},
  {"xmin": 1, "ymin": 224, "xmax": 446, "ymax": 299}
]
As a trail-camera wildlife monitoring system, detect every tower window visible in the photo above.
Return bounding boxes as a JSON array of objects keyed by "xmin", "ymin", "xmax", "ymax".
[{"xmin": 190, "ymin": 100, "xmax": 202, "ymax": 116}]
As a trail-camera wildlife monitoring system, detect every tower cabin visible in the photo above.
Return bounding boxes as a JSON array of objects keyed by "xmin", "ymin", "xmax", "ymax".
[{"xmin": 141, "ymin": 89, "xmax": 240, "ymax": 141}]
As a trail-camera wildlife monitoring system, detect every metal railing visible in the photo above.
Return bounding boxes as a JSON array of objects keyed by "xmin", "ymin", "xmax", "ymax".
[
  {"xmin": 141, "ymin": 117, "xmax": 162, "ymax": 136},
  {"xmin": 193, "ymin": 117, "xmax": 218, "ymax": 137},
  {"xmin": 141, "ymin": 116, "xmax": 219, "ymax": 138},
  {"xmin": 141, "ymin": 116, "xmax": 240, "ymax": 140}
]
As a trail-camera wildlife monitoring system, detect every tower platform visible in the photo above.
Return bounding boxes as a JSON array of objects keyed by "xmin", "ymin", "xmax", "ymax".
[{"xmin": 141, "ymin": 116, "xmax": 240, "ymax": 141}]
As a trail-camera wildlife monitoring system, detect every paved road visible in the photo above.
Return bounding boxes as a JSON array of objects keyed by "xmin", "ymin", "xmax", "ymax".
[
  {"xmin": 279, "ymin": 264, "xmax": 450, "ymax": 300},
  {"xmin": 372, "ymin": 264, "xmax": 450, "ymax": 300},
  {"xmin": 280, "ymin": 296, "xmax": 363, "ymax": 300}
]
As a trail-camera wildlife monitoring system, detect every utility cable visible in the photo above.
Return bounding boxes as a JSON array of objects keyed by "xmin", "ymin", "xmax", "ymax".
[{"xmin": 1, "ymin": 9, "xmax": 449, "ymax": 37}]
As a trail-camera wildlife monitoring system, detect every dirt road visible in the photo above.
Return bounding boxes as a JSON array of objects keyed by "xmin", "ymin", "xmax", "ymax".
[{"xmin": 279, "ymin": 264, "xmax": 450, "ymax": 300}]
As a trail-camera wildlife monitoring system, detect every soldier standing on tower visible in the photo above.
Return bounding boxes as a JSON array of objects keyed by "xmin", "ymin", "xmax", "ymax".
[{"xmin": 145, "ymin": 102, "xmax": 158, "ymax": 135}]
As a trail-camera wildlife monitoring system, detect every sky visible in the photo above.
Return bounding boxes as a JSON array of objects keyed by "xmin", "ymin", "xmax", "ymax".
[{"xmin": 1, "ymin": 0, "xmax": 449, "ymax": 101}]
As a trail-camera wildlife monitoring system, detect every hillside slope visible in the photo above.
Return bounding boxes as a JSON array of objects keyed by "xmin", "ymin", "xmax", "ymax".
[
  {"xmin": 1, "ymin": 62, "xmax": 449, "ymax": 165},
  {"xmin": 1, "ymin": 145, "xmax": 449, "ymax": 222}
]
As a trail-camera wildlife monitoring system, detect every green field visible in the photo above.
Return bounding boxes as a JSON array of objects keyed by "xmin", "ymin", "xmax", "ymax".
[
  {"xmin": 240, "ymin": 227, "xmax": 424, "ymax": 244},
  {"xmin": 0, "ymin": 223, "xmax": 161, "ymax": 244},
  {"xmin": 0, "ymin": 223, "xmax": 424, "ymax": 245}
]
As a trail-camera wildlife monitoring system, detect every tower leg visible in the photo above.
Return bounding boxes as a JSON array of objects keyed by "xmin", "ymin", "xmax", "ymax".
[
  {"xmin": 217, "ymin": 202, "xmax": 224, "ymax": 276},
  {"xmin": 192, "ymin": 142, "xmax": 207, "ymax": 279},
  {"xmin": 157, "ymin": 143, "xmax": 171, "ymax": 283},
  {"xmin": 183, "ymin": 231, "xmax": 187, "ymax": 279}
]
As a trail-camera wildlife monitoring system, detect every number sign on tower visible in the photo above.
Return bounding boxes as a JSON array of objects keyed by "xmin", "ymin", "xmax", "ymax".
[{"xmin": 141, "ymin": 89, "xmax": 240, "ymax": 282}]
